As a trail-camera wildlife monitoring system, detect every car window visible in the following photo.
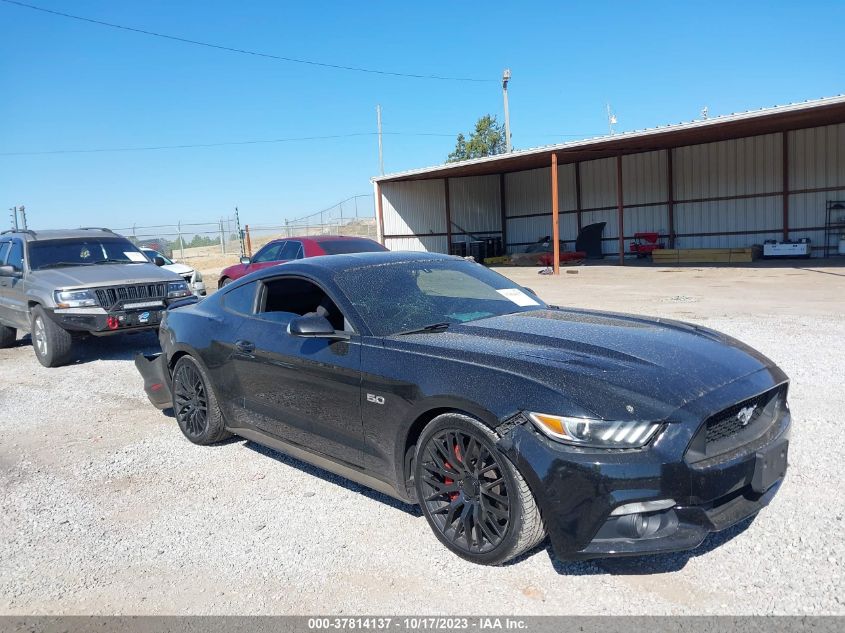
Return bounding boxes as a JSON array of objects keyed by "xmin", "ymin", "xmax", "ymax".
[
  {"xmin": 278, "ymin": 241, "xmax": 302, "ymax": 261},
  {"xmin": 224, "ymin": 281, "xmax": 258, "ymax": 315},
  {"xmin": 7, "ymin": 240, "xmax": 24, "ymax": 272},
  {"xmin": 144, "ymin": 249, "xmax": 173, "ymax": 265},
  {"xmin": 252, "ymin": 242, "xmax": 284, "ymax": 263},
  {"xmin": 335, "ymin": 259, "xmax": 547, "ymax": 336},
  {"xmin": 0, "ymin": 242, "xmax": 9, "ymax": 265},
  {"xmin": 260, "ymin": 277, "xmax": 350, "ymax": 331},
  {"xmin": 318, "ymin": 238, "xmax": 388, "ymax": 255}
]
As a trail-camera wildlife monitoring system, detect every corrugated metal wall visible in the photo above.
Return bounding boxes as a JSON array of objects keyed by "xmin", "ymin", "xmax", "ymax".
[
  {"xmin": 789, "ymin": 123, "xmax": 845, "ymax": 247},
  {"xmin": 450, "ymin": 175, "xmax": 501, "ymax": 234},
  {"xmin": 377, "ymin": 122, "xmax": 845, "ymax": 258}
]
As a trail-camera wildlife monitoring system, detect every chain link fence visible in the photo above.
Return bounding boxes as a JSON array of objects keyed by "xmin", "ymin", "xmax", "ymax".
[{"xmin": 112, "ymin": 194, "xmax": 376, "ymax": 262}]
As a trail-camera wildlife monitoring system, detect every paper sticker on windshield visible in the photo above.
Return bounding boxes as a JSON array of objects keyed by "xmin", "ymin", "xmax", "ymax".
[
  {"xmin": 125, "ymin": 252, "xmax": 148, "ymax": 262},
  {"xmin": 496, "ymin": 288, "xmax": 539, "ymax": 307}
]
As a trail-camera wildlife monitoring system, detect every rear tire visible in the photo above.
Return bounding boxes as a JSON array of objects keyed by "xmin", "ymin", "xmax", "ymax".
[
  {"xmin": 414, "ymin": 413, "xmax": 545, "ymax": 565},
  {"xmin": 31, "ymin": 306, "xmax": 73, "ymax": 367},
  {"xmin": 172, "ymin": 355, "xmax": 231, "ymax": 445},
  {"xmin": 0, "ymin": 325, "xmax": 16, "ymax": 348}
]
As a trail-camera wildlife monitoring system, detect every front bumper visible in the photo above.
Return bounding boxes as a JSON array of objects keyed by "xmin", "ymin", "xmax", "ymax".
[
  {"xmin": 499, "ymin": 371, "xmax": 791, "ymax": 561},
  {"xmin": 134, "ymin": 352, "xmax": 173, "ymax": 409},
  {"xmin": 50, "ymin": 306, "xmax": 165, "ymax": 335}
]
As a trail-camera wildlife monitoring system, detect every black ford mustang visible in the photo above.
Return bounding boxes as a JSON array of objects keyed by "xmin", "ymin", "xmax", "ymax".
[{"xmin": 136, "ymin": 251, "xmax": 790, "ymax": 565}]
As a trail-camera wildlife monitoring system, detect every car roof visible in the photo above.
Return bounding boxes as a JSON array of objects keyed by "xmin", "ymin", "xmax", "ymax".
[
  {"xmin": 0, "ymin": 228, "xmax": 126, "ymax": 242},
  {"xmin": 274, "ymin": 250, "xmax": 456, "ymax": 273},
  {"xmin": 262, "ymin": 235, "xmax": 380, "ymax": 245}
]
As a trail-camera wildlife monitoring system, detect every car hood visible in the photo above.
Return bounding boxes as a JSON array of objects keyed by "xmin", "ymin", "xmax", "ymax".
[
  {"xmin": 162, "ymin": 262, "xmax": 194, "ymax": 275},
  {"xmin": 34, "ymin": 263, "xmax": 182, "ymax": 290},
  {"xmin": 388, "ymin": 308, "xmax": 778, "ymax": 421}
]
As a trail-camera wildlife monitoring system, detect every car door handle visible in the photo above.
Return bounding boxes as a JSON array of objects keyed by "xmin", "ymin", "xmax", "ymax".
[{"xmin": 235, "ymin": 339, "xmax": 255, "ymax": 354}]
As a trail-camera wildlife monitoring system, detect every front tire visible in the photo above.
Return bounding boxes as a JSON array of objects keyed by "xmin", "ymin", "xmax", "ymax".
[
  {"xmin": 414, "ymin": 413, "xmax": 545, "ymax": 565},
  {"xmin": 172, "ymin": 355, "xmax": 231, "ymax": 445},
  {"xmin": 0, "ymin": 325, "xmax": 16, "ymax": 348},
  {"xmin": 31, "ymin": 306, "xmax": 73, "ymax": 367},
  {"xmin": 219, "ymin": 277, "xmax": 232, "ymax": 288}
]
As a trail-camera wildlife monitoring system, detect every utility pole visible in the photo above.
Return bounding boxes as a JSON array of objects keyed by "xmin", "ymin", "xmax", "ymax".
[
  {"xmin": 606, "ymin": 103, "xmax": 618, "ymax": 135},
  {"xmin": 19, "ymin": 205, "xmax": 27, "ymax": 230},
  {"xmin": 9, "ymin": 206, "xmax": 18, "ymax": 231},
  {"xmin": 502, "ymin": 69, "xmax": 512, "ymax": 152},
  {"xmin": 376, "ymin": 104, "xmax": 384, "ymax": 175}
]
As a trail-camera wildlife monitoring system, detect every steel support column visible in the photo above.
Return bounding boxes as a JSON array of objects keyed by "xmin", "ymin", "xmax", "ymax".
[
  {"xmin": 374, "ymin": 181, "xmax": 385, "ymax": 245},
  {"xmin": 499, "ymin": 173, "xmax": 507, "ymax": 253},
  {"xmin": 667, "ymin": 148, "xmax": 676, "ymax": 249},
  {"xmin": 616, "ymin": 155, "xmax": 625, "ymax": 265},
  {"xmin": 782, "ymin": 131, "xmax": 790, "ymax": 241},
  {"xmin": 445, "ymin": 178, "xmax": 453, "ymax": 254},
  {"xmin": 551, "ymin": 153, "xmax": 560, "ymax": 275},
  {"xmin": 575, "ymin": 162, "xmax": 583, "ymax": 231}
]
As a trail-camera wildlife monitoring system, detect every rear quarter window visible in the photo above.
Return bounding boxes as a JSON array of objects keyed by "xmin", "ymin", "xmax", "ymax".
[{"xmin": 224, "ymin": 282, "xmax": 258, "ymax": 315}]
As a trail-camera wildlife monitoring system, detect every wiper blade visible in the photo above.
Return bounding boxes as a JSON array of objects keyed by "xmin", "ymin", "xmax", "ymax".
[
  {"xmin": 397, "ymin": 322, "xmax": 451, "ymax": 335},
  {"xmin": 36, "ymin": 261, "xmax": 94, "ymax": 269},
  {"xmin": 94, "ymin": 259, "xmax": 135, "ymax": 264}
]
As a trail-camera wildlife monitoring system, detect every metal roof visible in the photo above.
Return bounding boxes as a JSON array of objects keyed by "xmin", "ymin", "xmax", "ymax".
[{"xmin": 373, "ymin": 94, "xmax": 845, "ymax": 183}]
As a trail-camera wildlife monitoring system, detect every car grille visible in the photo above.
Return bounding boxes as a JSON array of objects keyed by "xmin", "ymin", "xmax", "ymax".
[
  {"xmin": 705, "ymin": 387, "xmax": 781, "ymax": 445},
  {"xmin": 95, "ymin": 283, "xmax": 167, "ymax": 310}
]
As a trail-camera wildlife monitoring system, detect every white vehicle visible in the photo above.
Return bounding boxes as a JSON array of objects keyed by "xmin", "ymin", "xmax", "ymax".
[{"xmin": 140, "ymin": 248, "xmax": 206, "ymax": 297}]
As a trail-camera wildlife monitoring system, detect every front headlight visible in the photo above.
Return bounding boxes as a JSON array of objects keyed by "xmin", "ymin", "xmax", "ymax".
[
  {"xmin": 167, "ymin": 281, "xmax": 191, "ymax": 299},
  {"xmin": 54, "ymin": 289, "xmax": 98, "ymax": 308},
  {"xmin": 527, "ymin": 412, "xmax": 662, "ymax": 448}
]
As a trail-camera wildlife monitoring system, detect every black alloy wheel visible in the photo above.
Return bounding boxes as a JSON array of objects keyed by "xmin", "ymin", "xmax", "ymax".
[
  {"xmin": 415, "ymin": 413, "xmax": 545, "ymax": 565},
  {"xmin": 171, "ymin": 355, "xmax": 231, "ymax": 445},
  {"xmin": 173, "ymin": 360, "xmax": 208, "ymax": 438},
  {"xmin": 420, "ymin": 429, "xmax": 511, "ymax": 554}
]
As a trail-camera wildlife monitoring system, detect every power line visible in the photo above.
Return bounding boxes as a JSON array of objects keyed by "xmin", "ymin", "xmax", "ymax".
[
  {"xmin": 0, "ymin": 131, "xmax": 460, "ymax": 156},
  {"xmin": 1, "ymin": 0, "xmax": 495, "ymax": 83}
]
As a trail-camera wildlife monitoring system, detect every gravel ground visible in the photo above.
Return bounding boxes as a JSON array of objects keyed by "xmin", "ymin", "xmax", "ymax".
[{"xmin": 1, "ymin": 263, "xmax": 843, "ymax": 615}]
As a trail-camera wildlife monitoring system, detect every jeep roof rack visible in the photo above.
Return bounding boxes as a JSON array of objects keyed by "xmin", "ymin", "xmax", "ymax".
[
  {"xmin": 1, "ymin": 228, "xmax": 37, "ymax": 237},
  {"xmin": 78, "ymin": 227, "xmax": 118, "ymax": 234}
]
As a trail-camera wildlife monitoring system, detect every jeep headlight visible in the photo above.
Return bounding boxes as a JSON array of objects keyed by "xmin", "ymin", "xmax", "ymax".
[
  {"xmin": 167, "ymin": 281, "xmax": 191, "ymax": 299},
  {"xmin": 527, "ymin": 412, "xmax": 662, "ymax": 448},
  {"xmin": 54, "ymin": 289, "xmax": 98, "ymax": 308}
]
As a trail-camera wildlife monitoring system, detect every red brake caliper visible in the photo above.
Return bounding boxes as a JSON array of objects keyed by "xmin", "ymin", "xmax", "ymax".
[{"xmin": 443, "ymin": 443, "xmax": 463, "ymax": 501}]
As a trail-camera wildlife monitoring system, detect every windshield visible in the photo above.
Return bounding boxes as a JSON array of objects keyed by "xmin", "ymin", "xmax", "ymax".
[
  {"xmin": 28, "ymin": 237, "xmax": 148, "ymax": 271},
  {"xmin": 318, "ymin": 239, "xmax": 388, "ymax": 255},
  {"xmin": 143, "ymin": 249, "xmax": 173, "ymax": 265},
  {"xmin": 334, "ymin": 259, "xmax": 546, "ymax": 336}
]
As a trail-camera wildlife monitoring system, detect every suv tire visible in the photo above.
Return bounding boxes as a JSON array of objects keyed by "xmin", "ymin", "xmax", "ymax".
[
  {"xmin": 0, "ymin": 325, "xmax": 15, "ymax": 348},
  {"xmin": 31, "ymin": 305, "xmax": 73, "ymax": 367}
]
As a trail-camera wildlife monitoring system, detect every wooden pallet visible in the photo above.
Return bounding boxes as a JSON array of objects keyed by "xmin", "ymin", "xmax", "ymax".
[{"xmin": 652, "ymin": 247, "xmax": 760, "ymax": 264}]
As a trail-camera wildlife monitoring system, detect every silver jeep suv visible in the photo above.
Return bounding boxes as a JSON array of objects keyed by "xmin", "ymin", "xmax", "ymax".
[{"xmin": 0, "ymin": 228, "xmax": 193, "ymax": 367}]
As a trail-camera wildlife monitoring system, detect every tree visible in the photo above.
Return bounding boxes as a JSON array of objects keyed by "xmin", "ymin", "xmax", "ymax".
[{"xmin": 447, "ymin": 115, "xmax": 507, "ymax": 163}]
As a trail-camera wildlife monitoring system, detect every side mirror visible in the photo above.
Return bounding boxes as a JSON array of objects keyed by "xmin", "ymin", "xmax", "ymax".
[
  {"xmin": 288, "ymin": 315, "xmax": 350, "ymax": 340},
  {"xmin": 240, "ymin": 256, "xmax": 251, "ymax": 265},
  {"xmin": 0, "ymin": 265, "xmax": 20, "ymax": 278},
  {"xmin": 153, "ymin": 256, "xmax": 166, "ymax": 267}
]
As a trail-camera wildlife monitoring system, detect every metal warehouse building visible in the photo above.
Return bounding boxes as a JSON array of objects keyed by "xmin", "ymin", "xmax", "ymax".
[{"xmin": 372, "ymin": 95, "xmax": 845, "ymax": 268}]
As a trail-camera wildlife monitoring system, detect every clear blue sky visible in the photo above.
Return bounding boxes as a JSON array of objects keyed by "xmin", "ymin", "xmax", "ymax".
[{"xmin": 1, "ymin": 0, "xmax": 843, "ymax": 230}]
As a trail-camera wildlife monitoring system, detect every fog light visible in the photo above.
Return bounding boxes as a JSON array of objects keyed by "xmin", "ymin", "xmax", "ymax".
[
  {"xmin": 617, "ymin": 512, "xmax": 665, "ymax": 539},
  {"xmin": 610, "ymin": 499, "xmax": 675, "ymax": 516}
]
